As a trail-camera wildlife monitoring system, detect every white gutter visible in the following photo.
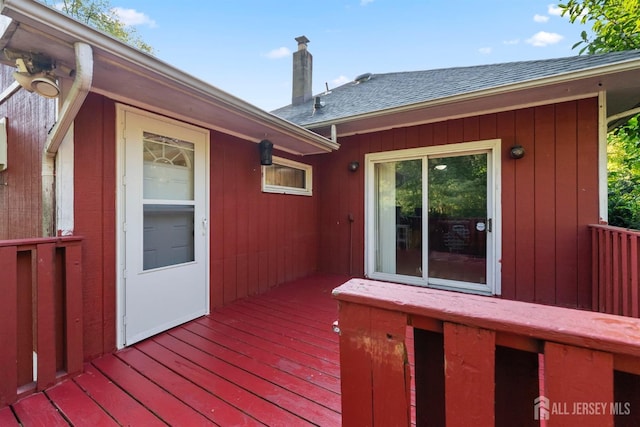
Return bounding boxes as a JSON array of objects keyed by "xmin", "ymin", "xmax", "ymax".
[{"xmin": 42, "ymin": 42, "xmax": 93, "ymax": 236}]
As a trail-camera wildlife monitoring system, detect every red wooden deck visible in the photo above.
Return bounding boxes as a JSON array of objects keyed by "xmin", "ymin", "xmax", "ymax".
[{"xmin": 2, "ymin": 274, "xmax": 415, "ymax": 426}]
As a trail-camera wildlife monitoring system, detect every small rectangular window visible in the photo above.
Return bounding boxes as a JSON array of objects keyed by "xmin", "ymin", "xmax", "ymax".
[{"xmin": 262, "ymin": 156, "xmax": 312, "ymax": 196}]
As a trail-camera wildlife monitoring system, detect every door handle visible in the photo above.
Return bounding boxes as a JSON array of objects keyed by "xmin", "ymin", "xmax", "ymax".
[{"xmin": 202, "ymin": 217, "xmax": 208, "ymax": 235}]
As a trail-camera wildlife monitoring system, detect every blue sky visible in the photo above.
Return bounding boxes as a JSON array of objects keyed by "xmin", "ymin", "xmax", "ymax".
[{"xmin": 107, "ymin": 1, "xmax": 589, "ymax": 111}]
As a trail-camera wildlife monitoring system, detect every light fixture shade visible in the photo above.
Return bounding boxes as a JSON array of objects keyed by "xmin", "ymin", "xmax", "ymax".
[
  {"xmin": 31, "ymin": 73, "xmax": 60, "ymax": 98},
  {"xmin": 13, "ymin": 70, "xmax": 59, "ymax": 98}
]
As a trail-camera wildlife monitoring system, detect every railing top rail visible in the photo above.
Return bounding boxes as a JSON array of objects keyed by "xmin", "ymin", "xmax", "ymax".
[
  {"xmin": 0, "ymin": 236, "xmax": 83, "ymax": 248},
  {"xmin": 589, "ymin": 223, "xmax": 640, "ymax": 235},
  {"xmin": 333, "ymin": 278, "xmax": 640, "ymax": 357}
]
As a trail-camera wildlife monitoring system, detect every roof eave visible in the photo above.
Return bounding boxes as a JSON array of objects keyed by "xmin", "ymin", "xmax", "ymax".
[{"xmin": 305, "ymin": 57, "xmax": 640, "ymax": 135}]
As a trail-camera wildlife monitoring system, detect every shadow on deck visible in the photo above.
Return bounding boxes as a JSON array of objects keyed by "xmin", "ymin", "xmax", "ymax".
[{"xmin": 0, "ymin": 274, "xmax": 355, "ymax": 426}]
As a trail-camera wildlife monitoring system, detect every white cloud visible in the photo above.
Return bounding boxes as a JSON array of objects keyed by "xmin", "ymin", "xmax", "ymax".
[
  {"xmin": 111, "ymin": 7, "xmax": 156, "ymax": 27},
  {"xmin": 548, "ymin": 4, "xmax": 563, "ymax": 16},
  {"xmin": 332, "ymin": 75, "xmax": 351, "ymax": 86},
  {"xmin": 360, "ymin": 0, "xmax": 374, "ymax": 5},
  {"xmin": 478, "ymin": 47, "xmax": 492, "ymax": 55},
  {"xmin": 503, "ymin": 39, "xmax": 520, "ymax": 45},
  {"xmin": 526, "ymin": 31, "xmax": 564, "ymax": 47},
  {"xmin": 264, "ymin": 47, "xmax": 291, "ymax": 59},
  {"xmin": 534, "ymin": 14, "xmax": 549, "ymax": 23}
]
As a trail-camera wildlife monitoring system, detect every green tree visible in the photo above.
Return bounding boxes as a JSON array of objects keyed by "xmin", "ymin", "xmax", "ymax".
[
  {"xmin": 560, "ymin": 0, "xmax": 640, "ymax": 229},
  {"xmin": 41, "ymin": 0, "xmax": 153, "ymax": 54},
  {"xmin": 560, "ymin": 0, "xmax": 640, "ymax": 54}
]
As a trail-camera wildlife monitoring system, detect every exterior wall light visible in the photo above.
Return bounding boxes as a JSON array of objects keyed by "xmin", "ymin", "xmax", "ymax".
[
  {"xmin": 510, "ymin": 145, "xmax": 525, "ymax": 159},
  {"xmin": 348, "ymin": 161, "xmax": 359, "ymax": 172},
  {"xmin": 259, "ymin": 139, "xmax": 273, "ymax": 165}
]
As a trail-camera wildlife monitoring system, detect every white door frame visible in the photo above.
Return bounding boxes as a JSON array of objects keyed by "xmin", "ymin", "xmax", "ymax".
[
  {"xmin": 364, "ymin": 139, "xmax": 502, "ymax": 295},
  {"xmin": 115, "ymin": 104, "xmax": 210, "ymax": 349}
]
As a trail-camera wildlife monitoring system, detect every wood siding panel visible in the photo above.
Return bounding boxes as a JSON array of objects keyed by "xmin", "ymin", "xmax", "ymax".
[
  {"xmin": 555, "ymin": 102, "xmax": 579, "ymax": 307},
  {"xmin": 208, "ymin": 129, "xmax": 318, "ymax": 307},
  {"xmin": 534, "ymin": 104, "xmax": 557, "ymax": 304},
  {"xmin": 318, "ymin": 99, "xmax": 600, "ymax": 308},
  {"xmin": 576, "ymin": 98, "xmax": 600, "ymax": 308}
]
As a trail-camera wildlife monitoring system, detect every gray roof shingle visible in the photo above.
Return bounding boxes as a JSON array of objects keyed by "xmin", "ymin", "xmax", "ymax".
[{"xmin": 272, "ymin": 50, "xmax": 640, "ymax": 126}]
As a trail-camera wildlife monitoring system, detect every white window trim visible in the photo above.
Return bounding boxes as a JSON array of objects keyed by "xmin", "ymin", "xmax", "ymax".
[
  {"xmin": 364, "ymin": 139, "xmax": 502, "ymax": 296},
  {"xmin": 262, "ymin": 155, "xmax": 313, "ymax": 196}
]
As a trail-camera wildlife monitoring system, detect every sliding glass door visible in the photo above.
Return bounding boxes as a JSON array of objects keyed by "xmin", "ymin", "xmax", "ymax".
[{"xmin": 366, "ymin": 140, "xmax": 501, "ymax": 295}]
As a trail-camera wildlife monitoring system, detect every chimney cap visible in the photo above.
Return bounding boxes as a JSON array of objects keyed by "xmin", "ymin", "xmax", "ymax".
[{"xmin": 295, "ymin": 35, "xmax": 310, "ymax": 50}]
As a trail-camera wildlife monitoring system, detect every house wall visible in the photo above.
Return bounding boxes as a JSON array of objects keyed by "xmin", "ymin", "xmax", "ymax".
[
  {"xmin": 73, "ymin": 93, "xmax": 319, "ymax": 358},
  {"xmin": 0, "ymin": 65, "xmax": 56, "ymax": 239},
  {"xmin": 314, "ymin": 98, "xmax": 599, "ymax": 309}
]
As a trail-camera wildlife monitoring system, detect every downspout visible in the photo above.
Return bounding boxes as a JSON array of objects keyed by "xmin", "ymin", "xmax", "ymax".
[{"xmin": 42, "ymin": 42, "xmax": 93, "ymax": 236}]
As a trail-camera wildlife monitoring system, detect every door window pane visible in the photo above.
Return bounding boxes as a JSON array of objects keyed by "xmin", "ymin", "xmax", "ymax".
[
  {"xmin": 143, "ymin": 132, "xmax": 194, "ymax": 200},
  {"xmin": 428, "ymin": 154, "xmax": 487, "ymax": 284},
  {"xmin": 143, "ymin": 205, "xmax": 195, "ymax": 270},
  {"xmin": 142, "ymin": 131, "xmax": 196, "ymax": 271},
  {"xmin": 374, "ymin": 159, "xmax": 423, "ymax": 277}
]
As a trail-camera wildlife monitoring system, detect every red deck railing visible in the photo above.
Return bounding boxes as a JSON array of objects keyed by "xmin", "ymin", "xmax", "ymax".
[
  {"xmin": 590, "ymin": 224, "xmax": 640, "ymax": 318},
  {"xmin": 333, "ymin": 278, "xmax": 640, "ymax": 426},
  {"xmin": 0, "ymin": 237, "xmax": 83, "ymax": 407}
]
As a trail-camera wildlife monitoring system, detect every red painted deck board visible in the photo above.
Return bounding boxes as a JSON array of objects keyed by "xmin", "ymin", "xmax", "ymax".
[
  {"xmin": 44, "ymin": 380, "xmax": 119, "ymax": 426},
  {"xmin": 182, "ymin": 321, "xmax": 341, "ymax": 393},
  {"xmin": 73, "ymin": 364, "xmax": 166, "ymax": 427},
  {"xmin": 0, "ymin": 406, "xmax": 19, "ymax": 426},
  {"xmin": 4, "ymin": 274, "xmax": 417, "ymax": 426}
]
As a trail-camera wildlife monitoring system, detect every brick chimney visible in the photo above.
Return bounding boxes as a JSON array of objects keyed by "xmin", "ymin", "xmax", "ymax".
[{"xmin": 292, "ymin": 36, "xmax": 312, "ymax": 105}]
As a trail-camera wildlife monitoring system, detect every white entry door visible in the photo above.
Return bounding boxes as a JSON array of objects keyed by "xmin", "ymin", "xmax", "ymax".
[{"xmin": 118, "ymin": 106, "xmax": 209, "ymax": 346}]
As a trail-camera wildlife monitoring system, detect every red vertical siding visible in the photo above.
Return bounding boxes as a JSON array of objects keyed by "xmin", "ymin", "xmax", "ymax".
[
  {"xmin": 316, "ymin": 99, "xmax": 600, "ymax": 308},
  {"xmin": 208, "ymin": 130, "xmax": 319, "ymax": 309}
]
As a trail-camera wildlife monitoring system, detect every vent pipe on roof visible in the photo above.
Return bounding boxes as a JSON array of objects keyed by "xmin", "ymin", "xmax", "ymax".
[{"xmin": 292, "ymin": 36, "xmax": 312, "ymax": 106}]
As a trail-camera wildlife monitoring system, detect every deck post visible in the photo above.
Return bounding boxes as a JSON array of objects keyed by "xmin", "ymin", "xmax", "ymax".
[
  {"xmin": 544, "ymin": 342, "xmax": 614, "ymax": 426},
  {"xmin": 443, "ymin": 322, "xmax": 496, "ymax": 426},
  {"xmin": 64, "ymin": 242, "xmax": 83, "ymax": 375},
  {"xmin": 337, "ymin": 301, "xmax": 410, "ymax": 426}
]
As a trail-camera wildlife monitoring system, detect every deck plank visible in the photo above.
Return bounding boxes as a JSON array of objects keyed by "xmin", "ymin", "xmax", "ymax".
[
  {"xmin": 146, "ymin": 334, "xmax": 341, "ymax": 426},
  {"xmin": 73, "ymin": 363, "xmax": 166, "ymax": 426},
  {"xmin": 11, "ymin": 393, "xmax": 69, "ymax": 427},
  {"xmin": 212, "ymin": 307, "xmax": 339, "ymax": 362},
  {"xmin": 4, "ymin": 275, "xmax": 351, "ymax": 426},
  {"xmin": 115, "ymin": 346, "xmax": 266, "ymax": 426},
  {"xmin": 45, "ymin": 380, "xmax": 119, "ymax": 426},
  {"xmin": 168, "ymin": 326, "xmax": 341, "ymax": 411},
  {"xmin": 0, "ymin": 406, "xmax": 19, "ymax": 426},
  {"xmin": 197, "ymin": 316, "xmax": 341, "ymax": 378},
  {"xmin": 182, "ymin": 321, "xmax": 341, "ymax": 393},
  {"xmin": 132, "ymin": 338, "xmax": 313, "ymax": 426},
  {"xmin": 92, "ymin": 353, "xmax": 216, "ymax": 426}
]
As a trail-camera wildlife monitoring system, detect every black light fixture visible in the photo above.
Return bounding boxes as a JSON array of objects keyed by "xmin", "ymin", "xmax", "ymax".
[
  {"xmin": 259, "ymin": 139, "xmax": 273, "ymax": 165},
  {"xmin": 348, "ymin": 161, "xmax": 359, "ymax": 172},
  {"xmin": 510, "ymin": 145, "xmax": 525, "ymax": 159}
]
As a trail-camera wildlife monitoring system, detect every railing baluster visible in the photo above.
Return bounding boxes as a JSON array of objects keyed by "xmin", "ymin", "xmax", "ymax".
[
  {"xmin": 544, "ymin": 342, "xmax": 614, "ymax": 426},
  {"xmin": 338, "ymin": 301, "xmax": 410, "ymax": 426},
  {"xmin": 590, "ymin": 224, "xmax": 640, "ymax": 318},
  {"xmin": 0, "ymin": 246, "xmax": 18, "ymax": 407},
  {"xmin": 443, "ymin": 322, "xmax": 495, "ymax": 426},
  {"xmin": 36, "ymin": 243, "xmax": 56, "ymax": 391},
  {"xmin": 631, "ymin": 234, "xmax": 639, "ymax": 318}
]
